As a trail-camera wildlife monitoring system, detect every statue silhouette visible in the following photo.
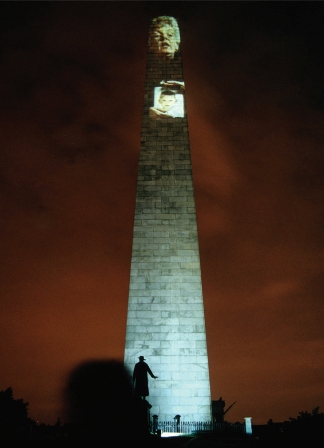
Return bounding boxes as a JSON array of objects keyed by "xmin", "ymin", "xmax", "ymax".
[{"xmin": 133, "ymin": 356, "xmax": 158, "ymax": 400}]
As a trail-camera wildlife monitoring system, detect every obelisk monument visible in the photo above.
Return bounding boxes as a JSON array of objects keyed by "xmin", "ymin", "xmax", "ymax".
[{"xmin": 124, "ymin": 16, "xmax": 211, "ymax": 421}]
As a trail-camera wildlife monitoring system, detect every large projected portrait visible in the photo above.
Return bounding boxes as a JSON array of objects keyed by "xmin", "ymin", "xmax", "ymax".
[
  {"xmin": 149, "ymin": 16, "xmax": 180, "ymax": 59},
  {"xmin": 149, "ymin": 81, "xmax": 185, "ymax": 119}
]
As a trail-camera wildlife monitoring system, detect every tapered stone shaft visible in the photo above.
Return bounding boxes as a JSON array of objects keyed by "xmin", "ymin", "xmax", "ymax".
[{"xmin": 124, "ymin": 16, "xmax": 211, "ymax": 421}]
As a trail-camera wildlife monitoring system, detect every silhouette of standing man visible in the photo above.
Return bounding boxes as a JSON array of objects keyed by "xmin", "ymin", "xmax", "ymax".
[{"xmin": 133, "ymin": 356, "xmax": 158, "ymax": 399}]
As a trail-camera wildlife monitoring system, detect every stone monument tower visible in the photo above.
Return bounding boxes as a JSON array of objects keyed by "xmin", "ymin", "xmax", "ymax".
[{"xmin": 124, "ymin": 16, "xmax": 211, "ymax": 421}]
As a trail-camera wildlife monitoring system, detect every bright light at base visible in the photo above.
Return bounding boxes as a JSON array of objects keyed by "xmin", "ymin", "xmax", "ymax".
[
  {"xmin": 244, "ymin": 417, "xmax": 252, "ymax": 435},
  {"xmin": 161, "ymin": 432, "xmax": 186, "ymax": 437}
]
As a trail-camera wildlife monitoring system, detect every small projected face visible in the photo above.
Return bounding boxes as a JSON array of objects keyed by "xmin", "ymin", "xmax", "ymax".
[
  {"xmin": 150, "ymin": 25, "xmax": 179, "ymax": 58},
  {"xmin": 150, "ymin": 83, "xmax": 184, "ymax": 119},
  {"xmin": 158, "ymin": 93, "xmax": 177, "ymax": 111}
]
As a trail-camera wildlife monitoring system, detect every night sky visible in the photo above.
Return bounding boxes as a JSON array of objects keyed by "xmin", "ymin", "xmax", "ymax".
[{"xmin": 1, "ymin": 1, "xmax": 324, "ymax": 425}]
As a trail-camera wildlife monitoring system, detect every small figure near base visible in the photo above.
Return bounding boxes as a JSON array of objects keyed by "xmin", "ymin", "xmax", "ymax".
[{"xmin": 133, "ymin": 356, "xmax": 158, "ymax": 400}]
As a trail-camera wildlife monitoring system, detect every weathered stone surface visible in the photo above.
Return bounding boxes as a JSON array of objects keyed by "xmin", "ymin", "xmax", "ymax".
[{"xmin": 124, "ymin": 22, "xmax": 211, "ymax": 421}]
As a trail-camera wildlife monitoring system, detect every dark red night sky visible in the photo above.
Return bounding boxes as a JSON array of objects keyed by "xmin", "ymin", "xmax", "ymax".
[{"xmin": 0, "ymin": 1, "xmax": 323, "ymax": 425}]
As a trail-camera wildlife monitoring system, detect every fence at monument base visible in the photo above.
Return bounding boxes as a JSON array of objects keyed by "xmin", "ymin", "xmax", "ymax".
[{"xmin": 151, "ymin": 421, "xmax": 246, "ymax": 435}]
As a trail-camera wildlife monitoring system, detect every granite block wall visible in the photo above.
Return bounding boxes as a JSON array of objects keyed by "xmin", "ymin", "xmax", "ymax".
[{"xmin": 124, "ymin": 19, "xmax": 211, "ymax": 421}]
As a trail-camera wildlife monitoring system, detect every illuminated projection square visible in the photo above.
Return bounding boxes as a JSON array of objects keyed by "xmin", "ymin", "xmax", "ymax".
[
  {"xmin": 150, "ymin": 82, "xmax": 185, "ymax": 119},
  {"xmin": 125, "ymin": 16, "xmax": 211, "ymax": 422}
]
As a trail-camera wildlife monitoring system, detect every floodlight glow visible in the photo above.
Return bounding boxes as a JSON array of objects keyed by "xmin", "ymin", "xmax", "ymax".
[
  {"xmin": 161, "ymin": 432, "xmax": 185, "ymax": 438},
  {"xmin": 244, "ymin": 417, "xmax": 252, "ymax": 435}
]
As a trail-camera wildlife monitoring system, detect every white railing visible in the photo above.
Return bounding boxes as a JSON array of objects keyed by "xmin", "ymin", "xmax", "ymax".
[{"xmin": 151, "ymin": 420, "xmax": 246, "ymax": 435}]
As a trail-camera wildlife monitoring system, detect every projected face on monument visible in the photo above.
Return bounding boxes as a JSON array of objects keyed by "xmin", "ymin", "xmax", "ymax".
[
  {"xmin": 149, "ymin": 16, "xmax": 180, "ymax": 59},
  {"xmin": 149, "ymin": 81, "xmax": 185, "ymax": 119},
  {"xmin": 158, "ymin": 92, "xmax": 177, "ymax": 111}
]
